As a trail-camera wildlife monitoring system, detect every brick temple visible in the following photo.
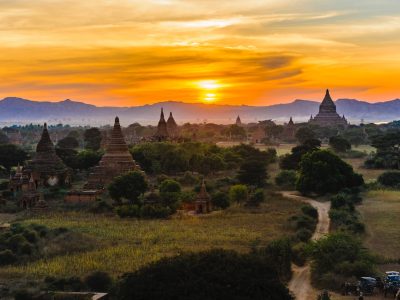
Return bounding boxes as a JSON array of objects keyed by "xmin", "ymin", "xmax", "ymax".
[
  {"xmin": 84, "ymin": 116, "xmax": 139, "ymax": 190},
  {"xmin": 309, "ymin": 89, "xmax": 348, "ymax": 127}
]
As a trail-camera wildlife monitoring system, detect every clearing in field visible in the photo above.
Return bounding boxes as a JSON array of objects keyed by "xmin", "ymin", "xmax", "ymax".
[
  {"xmin": 0, "ymin": 194, "xmax": 302, "ymax": 280},
  {"xmin": 359, "ymin": 190, "xmax": 400, "ymax": 260}
]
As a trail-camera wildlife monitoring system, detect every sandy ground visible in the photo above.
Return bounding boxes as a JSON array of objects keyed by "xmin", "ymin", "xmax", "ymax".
[
  {"xmin": 0, "ymin": 213, "xmax": 16, "ymax": 224},
  {"xmin": 281, "ymin": 192, "xmax": 331, "ymax": 300}
]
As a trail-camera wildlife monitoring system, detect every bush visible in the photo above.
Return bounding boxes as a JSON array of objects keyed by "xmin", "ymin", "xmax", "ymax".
[
  {"xmin": 140, "ymin": 204, "xmax": 171, "ymax": 219},
  {"xmin": 115, "ymin": 205, "xmax": 141, "ymax": 218},
  {"xmin": 90, "ymin": 200, "xmax": 113, "ymax": 214},
  {"xmin": 229, "ymin": 184, "xmax": 248, "ymax": 203},
  {"xmin": 247, "ymin": 189, "xmax": 265, "ymax": 207},
  {"xmin": 84, "ymin": 271, "xmax": 113, "ymax": 292},
  {"xmin": 296, "ymin": 229, "xmax": 313, "ymax": 242},
  {"xmin": 115, "ymin": 249, "xmax": 293, "ymax": 300},
  {"xmin": 0, "ymin": 249, "xmax": 17, "ymax": 265},
  {"xmin": 378, "ymin": 171, "xmax": 400, "ymax": 187},
  {"xmin": 23, "ymin": 229, "xmax": 39, "ymax": 244},
  {"xmin": 301, "ymin": 205, "xmax": 318, "ymax": 219},
  {"xmin": 292, "ymin": 242, "xmax": 307, "ymax": 266},
  {"xmin": 212, "ymin": 191, "xmax": 230, "ymax": 209},
  {"xmin": 275, "ymin": 170, "xmax": 297, "ymax": 188},
  {"xmin": 159, "ymin": 179, "xmax": 182, "ymax": 210}
]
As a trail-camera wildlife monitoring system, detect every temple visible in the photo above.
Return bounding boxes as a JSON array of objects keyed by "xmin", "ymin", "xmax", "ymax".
[
  {"xmin": 154, "ymin": 108, "xmax": 169, "ymax": 141},
  {"xmin": 235, "ymin": 115, "xmax": 242, "ymax": 126},
  {"xmin": 166, "ymin": 112, "xmax": 179, "ymax": 138},
  {"xmin": 309, "ymin": 90, "xmax": 348, "ymax": 127},
  {"xmin": 26, "ymin": 123, "xmax": 69, "ymax": 187},
  {"xmin": 282, "ymin": 117, "xmax": 296, "ymax": 141},
  {"xmin": 84, "ymin": 116, "xmax": 139, "ymax": 190},
  {"xmin": 195, "ymin": 180, "xmax": 212, "ymax": 214}
]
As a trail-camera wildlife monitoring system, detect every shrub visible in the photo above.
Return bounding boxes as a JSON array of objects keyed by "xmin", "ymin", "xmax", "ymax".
[
  {"xmin": 23, "ymin": 229, "xmax": 39, "ymax": 244},
  {"xmin": 301, "ymin": 205, "xmax": 318, "ymax": 219},
  {"xmin": 0, "ymin": 249, "xmax": 17, "ymax": 265},
  {"xmin": 140, "ymin": 204, "xmax": 171, "ymax": 219},
  {"xmin": 90, "ymin": 199, "xmax": 113, "ymax": 214},
  {"xmin": 275, "ymin": 170, "xmax": 297, "ymax": 188},
  {"xmin": 108, "ymin": 171, "xmax": 148, "ymax": 204},
  {"xmin": 229, "ymin": 184, "xmax": 248, "ymax": 203},
  {"xmin": 84, "ymin": 271, "xmax": 113, "ymax": 292},
  {"xmin": 212, "ymin": 191, "xmax": 230, "ymax": 209},
  {"xmin": 378, "ymin": 171, "xmax": 400, "ymax": 187},
  {"xmin": 292, "ymin": 242, "xmax": 307, "ymax": 266},
  {"xmin": 247, "ymin": 189, "xmax": 265, "ymax": 207},
  {"xmin": 159, "ymin": 179, "xmax": 182, "ymax": 210},
  {"xmin": 115, "ymin": 205, "xmax": 141, "ymax": 218},
  {"xmin": 7, "ymin": 234, "xmax": 28, "ymax": 252},
  {"xmin": 115, "ymin": 249, "xmax": 293, "ymax": 300},
  {"xmin": 296, "ymin": 229, "xmax": 313, "ymax": 242}
]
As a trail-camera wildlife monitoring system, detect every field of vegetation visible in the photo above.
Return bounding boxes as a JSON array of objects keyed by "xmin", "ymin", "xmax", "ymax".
[
  {"xmin": 0, "ymin": 193, "xmax": 302, "ymax": 280},
  {"xmin": 359, "ymin": 190, "xmax": 400, "ymax": 260}
]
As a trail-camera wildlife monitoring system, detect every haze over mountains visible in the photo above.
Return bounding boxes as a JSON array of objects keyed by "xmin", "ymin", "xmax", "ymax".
[{"xmin": 0, "ymin": 97, "xmax": 399, "ymax": 126}]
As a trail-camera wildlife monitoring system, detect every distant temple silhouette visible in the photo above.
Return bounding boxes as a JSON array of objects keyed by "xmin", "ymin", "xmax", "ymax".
[{"xmin": 309, "ymin": 89, "xmax": 348, "ymax": 126}]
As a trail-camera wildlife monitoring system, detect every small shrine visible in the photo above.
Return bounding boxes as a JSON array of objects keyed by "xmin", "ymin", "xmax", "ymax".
[{"xmin": 195, "ymin": 180, "xmax": 212, "ymax": 214}]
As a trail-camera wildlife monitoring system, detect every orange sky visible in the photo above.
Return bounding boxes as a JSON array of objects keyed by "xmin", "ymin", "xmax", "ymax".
[{"xmin": 1, "ymin": 0, "xmax": 400, "ymax": 106}]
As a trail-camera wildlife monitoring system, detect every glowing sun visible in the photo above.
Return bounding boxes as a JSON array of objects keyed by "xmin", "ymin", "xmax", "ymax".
[{"xmin": 196, "ymin": 80, "xmax": 222, "ymax": 103}]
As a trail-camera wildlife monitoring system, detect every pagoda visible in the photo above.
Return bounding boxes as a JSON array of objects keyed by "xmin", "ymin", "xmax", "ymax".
[
  {"xmin": 27, "ymin": 123, "xmax": 69, "ymax": 187},
  {"xmin": 282, "ymin": 117, "xmax": 296, "ymax": 140},
  {"xmin": 154, "ymin": 108, "xmax": 169, "ymax": 141},
  {"xmin": 195, "ymin": 180, "xmax": 212, "ymax": 214},
  {"xmin": 235, "ymin": 115, "xmax": 242, "ymax": 126},
  {"xmin": 84, "ymin": 117, "xmax": 139, "ymax": 190},
  {"xmin": 166, "ymin": 112, "xmax": 179, "ymax": 138},
  {"xmin": 309, "ymin": 90, "xmax": 348, "ymax": 127}
]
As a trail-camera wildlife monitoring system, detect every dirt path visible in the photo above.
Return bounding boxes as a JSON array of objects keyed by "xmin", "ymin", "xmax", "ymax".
[
  {"xmin": 0, "ymin": 213, "xmax": 17, "ymax": 224},
  {"xmin": 281, "ymin": 192, "xmax": 331, "ymax": 300}
]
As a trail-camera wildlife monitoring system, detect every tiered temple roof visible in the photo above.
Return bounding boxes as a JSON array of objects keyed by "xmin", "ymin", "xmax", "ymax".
[
  {"xmin": 154, "ymin": 108, "xmax": 169, "ymax": 141},
  {"xmin": 84, "ymin": 117, "xmax": 139, "ymax": 190},
  {"xmin": 166, "ymin": 112, "xmax": 178, "ymax": 138},
  {"xmin": 309, "ymin": 90, "xmax": 348, "ymax": 127},
  {"xmin": 28, "ymin": 123, "xmax": 69, "ymax": 186}
]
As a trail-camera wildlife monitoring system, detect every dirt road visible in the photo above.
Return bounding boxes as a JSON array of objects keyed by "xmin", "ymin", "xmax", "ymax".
[{"xmin": 281, "ymin": 192, "xmax": 331, "ymax": 300}]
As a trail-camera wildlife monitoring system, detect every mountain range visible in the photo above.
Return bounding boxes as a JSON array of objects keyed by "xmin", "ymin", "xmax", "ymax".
[{"xmin": 0, "ymin": 97, "xmax": 399, "ymax": 126}]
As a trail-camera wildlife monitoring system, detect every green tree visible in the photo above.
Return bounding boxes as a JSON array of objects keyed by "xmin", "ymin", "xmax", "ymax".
[
  {"xmin": 279, "ymin": 140, "xmax": 320, "ymax": 170},
  {"xmin": 295, "ymin": 127, "xmax": 316, "ymax": 144},
  {"xmin": 329, "ymin": 136, "xmax": 351, "ymax": 153},
  {"xmin": 229, "ymin": 184, "xmax": 248, "ymax": 203},
  {"xmin": 238, "ymin": 159, "xmax": 267, "ymax": 187},
  {"xmin": 0, "ymin": 131, "xmax": 10, "ymax": 144},
  {"xmin": 159, "ymin": 179, "xmax": 182, "ymax": 209},
  {"xmin": 297, "ymin": 150, "xmax": 364, "ymax": 195},
  {"xmin": 212, "ymin": 191, "xmax": 230, "ymax": 209},
  {"xmin": 57, "ymin": 136, "xmax": 79, "ymax": 149},
  {"xmin": 377, "ymin": 171, "xmax": 400, "ymax": 187},
  {"xmin": 0, "ymin": 144, "xmax": 28, "ymax": 170},
  {"xmin": 115, "ymin": 249, "xmax": 293, "ymax": 300},
  {"xmin": 275, "ymin": 170, "xmax": 297, "ymax": 188},
  {"xmin": 108, "ymin": 171, "xmax": 148, "ymax": 204},
  {"xmin": 84, "ymin": 127, "xmax": 102, "ymax": 151}
]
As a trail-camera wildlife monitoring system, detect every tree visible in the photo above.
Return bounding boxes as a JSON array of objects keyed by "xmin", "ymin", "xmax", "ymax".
[
  {"xmin": 296, "ymin": 150, "xmax": 364, "ymax": 195},
  {"xmin": 279, "ymin": 140, "xmax": 320, "ymax": 170},
  {"xmin": 57, "ymin": 136, "xmax": 79, "ymax": 149},
  {"xmin": 212, "ymin": 191, "xmax": 230, "ymax": 209},
  {"xmin": 275, "ymin": 170, "xmax": 297, "ymax": 188},
  {"xmin": 84, "ymin": 128, "xmax": 102, "ymax": 151},
  {"xmin": 295, "ymin": 127, "xmax": 316, "ymax": 144},
  {"xmin": 159, "ymin": 179, "xmax": 181, "ymax": 209},
  {"xmin": 377, "ymin": 171, "xmax": 400, "ymax": 187},
  {"xmin": 329, "ymin": 136, "xmax": 351, "ymax": 153},
  {"xmin": 77, "ymin": 150, "xmax": 103, "ymax": 169},
  {"xmin": 247, "ymin": 189, "xmax": 265, "ymax": 207},
  {"xmin": 0, "ymin": 144, "xmax": 28, "ymax": 170},
  {"xmin": 0, "ymin": 131, "xmax": 10, "ymax": 144},
  {"xmin": 108, "ymin": 171, "xmax": 148, "ymax": 204},
  {"xmin": 115, "ymin": 249, "xmax": 293, "ymax": 300},
  {"xmin": 237, "ymin": 159, "xmax": 267, "ymax": 187},
  {"xmin": 229, "ymin": 184, "xmax": 248, "ymax": 203}
]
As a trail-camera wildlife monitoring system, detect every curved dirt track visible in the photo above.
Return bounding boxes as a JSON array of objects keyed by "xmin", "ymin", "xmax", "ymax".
[{"xmin": 281, "ymin": 192, "xmax": 331, "ymax": 300}]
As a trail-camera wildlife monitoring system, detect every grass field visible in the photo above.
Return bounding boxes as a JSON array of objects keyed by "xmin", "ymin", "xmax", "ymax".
[
  {"xmin": 0, "ymin": 194, "xmax": 302, "ymax": 280},
  {"xmin": 359, "ymin": 190, "xmax": 400, "ymax": 260}
]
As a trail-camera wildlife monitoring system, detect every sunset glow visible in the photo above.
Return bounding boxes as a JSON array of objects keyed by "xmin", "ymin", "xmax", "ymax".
[{"xmin": 2, "ymin": 0, "xmax": 400, "ymax": 106}]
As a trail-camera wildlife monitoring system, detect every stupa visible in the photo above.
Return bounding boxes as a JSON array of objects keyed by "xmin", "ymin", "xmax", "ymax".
[
  {"xmin": 84, "ymin": 117, "xmax": 139, "ymax": 190},
  {"xmin": 235, "ymin": 115, "xmax": 242, "ymax": 126},
  {"xmin": 309, "ymin": 90, "xmax": 348, "ymax": 127},
  {"xmin": 195, "ymin": 180, "xmax": 212, "ymax": 214},
  {"xmin": 166, "ymin": 112, "xmax": 179, "ymax": 138},
  {"xmin": 153, "ymin": 108, "xmax": 169, "ymax": 141},
  {"xmin": 27, "ymin": 123, "xmax": 69, "ymax": 186}
]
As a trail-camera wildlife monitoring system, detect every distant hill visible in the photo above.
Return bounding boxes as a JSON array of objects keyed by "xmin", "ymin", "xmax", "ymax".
[{"xmin": 0, "ymin": 96, "xmax": 399, "ymax": 126}]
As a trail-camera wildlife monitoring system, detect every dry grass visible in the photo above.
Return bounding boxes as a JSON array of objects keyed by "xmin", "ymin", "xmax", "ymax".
[
  {"xmin": 0, "ymin": 194, "xmax": 302, "ymax": 280},
  {"xmin": 359, "ymin": 190, "xmax": 400, "ymax": 259}
]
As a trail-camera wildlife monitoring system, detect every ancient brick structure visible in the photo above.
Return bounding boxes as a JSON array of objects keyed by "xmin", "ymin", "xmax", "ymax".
[
  {"xmin": 195, "ymin": 180, "xmax": 212, "ymax": 214},
  {"xmin": 309, "ymin": 90, "xmax": 348, "ymax": 127}
]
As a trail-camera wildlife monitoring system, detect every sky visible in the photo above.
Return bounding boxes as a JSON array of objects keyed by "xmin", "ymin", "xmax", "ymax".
[{"xmin": 1, "ymin": 0, "xmax": 400, "ymax": 106}]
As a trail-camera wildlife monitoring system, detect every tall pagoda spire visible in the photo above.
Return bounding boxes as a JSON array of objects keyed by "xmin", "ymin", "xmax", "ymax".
[
  {"xmin": 36, "ymin": 123, "xmax": 55, "ymax": 153},
  {"xmin": 167, "ymin": 112, "xmax": 178, "ymax": 138},
  {"xmin": 154, "ymin": 108, "xmax": 169, "ymax": 141}
]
